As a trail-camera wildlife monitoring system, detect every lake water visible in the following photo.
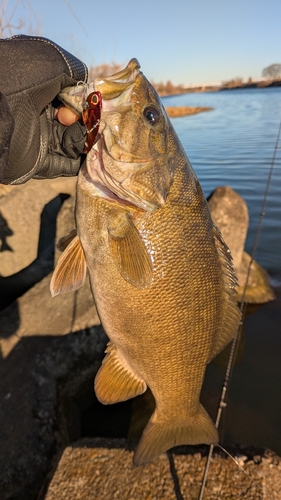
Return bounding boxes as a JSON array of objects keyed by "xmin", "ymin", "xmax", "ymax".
[
  {"xmin": 162, "ymin": 88, "xmax": 281, "ymax": 455},
  {"xmin": 163, "ymin": 88, "xmax": 281, "ymax": 279}
]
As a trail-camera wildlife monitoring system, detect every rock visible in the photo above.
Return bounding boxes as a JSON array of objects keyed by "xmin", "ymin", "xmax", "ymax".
[
  {"xmin": 47, "ymin": 177, "xmax": 77, "ymax": 197},
  {"xmin": 0, "ymin": 177, "xmax": 76, "ymax": 275},
  {"xmin": 0, "ymin": 181, "xmax": 279, "ymax": 500},
  {"xmin": 0, "ymin": 195, "xmax": 63, "ymax": 310},
  {"xmin": 0, "ymin": 272, "xmax": 100, "ymax": 358},
  {"xmin": 0, "ymin": 193, "xmax": 100, "ymax": 358},
  {"xmin": 208, "ymin": 186, "xmax": 275, "ymax": 303},
  {"xmin": 208, "ymin": 185, "xmax": 248, "ymax": 271},
  {"xmin": 44, "ymin": 438, "xmax": 281, "ymax": 500},
  {"xmin": 0, "ymin": 326, "xmax": 107, "ymax": 500},
  {"xmin": 236, "ymin": 253, "xmax": 276, "ymax": 304},
  {"xmin": 0, "ymin": 183, "xmax": 15, "ymax": 199},
  {"xmin": 0, "ymin": 179, "xmax": 59, "ymax": 276},
  {"xmin": 0, "ymin": 177, "xmax": 78, "ymax": 311},
  {"xmin": 54, "ymin": 193, "xmax": 76, "ymax": 263}
]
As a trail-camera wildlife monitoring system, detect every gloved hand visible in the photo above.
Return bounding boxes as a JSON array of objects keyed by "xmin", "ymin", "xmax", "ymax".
[{"xmin": 0, "ymin": 35, "xmax": 88, "ymax": 184}]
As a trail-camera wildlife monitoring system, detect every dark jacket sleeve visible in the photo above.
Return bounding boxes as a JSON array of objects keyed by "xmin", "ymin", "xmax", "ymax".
[{"xmin": 0, "ymin": 35, "xmax": 88, "ymax": 184}]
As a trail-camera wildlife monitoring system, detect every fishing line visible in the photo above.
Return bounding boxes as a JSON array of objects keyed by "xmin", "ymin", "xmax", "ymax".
[
  {"xmin": 216, "ymin": 445, "xmax": 263, "ymax": 491},
  {"xmin": 198, "ymin": 119, "xmax": 281, "ymax": 500}
]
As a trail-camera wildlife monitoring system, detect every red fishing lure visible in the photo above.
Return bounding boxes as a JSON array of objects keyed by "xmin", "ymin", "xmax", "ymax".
[{"xmin": 82, "ymin": 91, "xmax": 102, "ymax": 153}]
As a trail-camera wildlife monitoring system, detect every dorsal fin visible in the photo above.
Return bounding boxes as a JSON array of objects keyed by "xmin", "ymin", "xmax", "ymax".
[
  {"xmin": 50, "ymin": 234, "xmax": 87, "ymax": 297},
  {"xmin": 208, "ymin": 224, "xmax": 241, "ymax": 361}
]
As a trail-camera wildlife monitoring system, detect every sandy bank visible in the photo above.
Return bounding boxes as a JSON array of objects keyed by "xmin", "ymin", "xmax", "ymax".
[{"xmin": 165, "ymin": 106, "xmax": 213, "ymax": 117}]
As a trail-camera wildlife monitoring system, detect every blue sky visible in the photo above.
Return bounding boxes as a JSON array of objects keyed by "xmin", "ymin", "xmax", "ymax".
[{"xmin": 4, "ymin": 0, "xmax": 281, "ymax": 85}]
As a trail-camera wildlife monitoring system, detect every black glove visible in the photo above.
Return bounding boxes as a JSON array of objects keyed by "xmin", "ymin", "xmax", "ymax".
[{"xmin": 0, "ymin": 35, "xmax": 88, "ymax": 184}]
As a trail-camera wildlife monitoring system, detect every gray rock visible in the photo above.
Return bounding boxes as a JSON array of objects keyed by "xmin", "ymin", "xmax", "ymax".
[
  {"xmin": 0, "ymin": 273, "xmax": 100, "ymax": 357},
  {"xmin": 208, "ymin": 186, "xmax": 275, "ymax": 303},
  {"xmin": 0, "ymin": 183, "xmax": 15, "ymax": 199},
  {"xmin": 0, "ymin": 179, "xmax": 59, "ymax": 276},
  {"xmin": 0, "ymin": 191, "xmax": 100, "ymax": 358},
  {"xmin": 0, "ymin": 177, "xmax": 77, "ymax": 310},
  {"xmin": 0, "ymin": 327, "xmax": 107, "ymax": 500},
  {"xmin": 208, "ymin": 185, "xmax": 248, "ymax": 272}
]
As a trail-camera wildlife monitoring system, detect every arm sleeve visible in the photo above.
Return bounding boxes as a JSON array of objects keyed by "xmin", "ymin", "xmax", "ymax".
[{"xmin": 0, "ymin": 35, "xmax": 88, "ymax": 184}]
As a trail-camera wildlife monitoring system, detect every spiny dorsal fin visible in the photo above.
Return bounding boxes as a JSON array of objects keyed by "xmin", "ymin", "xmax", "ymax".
[
  {"xmin": 56, "ymin": 229, "xmax": 77, "ymax": 252},
  {"xmin": 95, "ymin": 342, "xmax": 147, "ymax": 404},
  {"xmin": 50, "ymin": 234, "xmax": 87, "ymax": 297},
  {"xmin": 108, "ymin": 212, "xmax": 153, "ymax": 289},
  {"xmin": 208, "ymin": 224, "xmax": 241, "ymax": 361}
]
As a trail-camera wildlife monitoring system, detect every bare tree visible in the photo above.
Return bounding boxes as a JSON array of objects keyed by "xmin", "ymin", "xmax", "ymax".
[
  {"xmin": 0, "ymin": 0, "xmax": 41, "ymax": 38},
  {"xmin": 262, "ymin": 64, "xmax": 281, "ymax": 80}
]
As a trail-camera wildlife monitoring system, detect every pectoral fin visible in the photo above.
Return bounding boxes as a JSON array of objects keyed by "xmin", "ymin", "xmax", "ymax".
[
  {"xmin": 50, "ymin": 234, "xmax": 87, "ymax": 296},
  {"xmin": 108, "ymin": 212, "xmax": 152, "ymax": 289},
  {"xmin": 95, "ymin": 342, "xmax": 147, "ymax": 404}
]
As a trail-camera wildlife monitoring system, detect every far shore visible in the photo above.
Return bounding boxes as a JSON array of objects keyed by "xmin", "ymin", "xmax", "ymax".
[
  {"xmin": 157, "ymin": 78, "xmax": 281, "ymax": 97},
  {"xmin": 165, "ymin": 106, "xmax": 213, "ymax": 118}
]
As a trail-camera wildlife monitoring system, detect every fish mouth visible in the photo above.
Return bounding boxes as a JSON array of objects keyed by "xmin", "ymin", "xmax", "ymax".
[
  {"xmin": 59, "ymin": 59, "xmax": 141, "ymax": 114},
  {"xmin": 73, "ymin": 58, "xmax": 169, "ymax": 212},
  {"xmin": 86, "ymin": 138, "xmax": 165, "ymax": 212}
]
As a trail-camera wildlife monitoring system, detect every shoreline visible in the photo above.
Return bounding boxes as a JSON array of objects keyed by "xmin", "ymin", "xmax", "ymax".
[
  {"xmin": 220, "ymin": 79, "xmax": 281, "ymax": 91},
  {"xmin": 165, "ymin": 106, "xmax": 213, "ymax": 117},
  {"xmin": 158, "ymin": 79, "xmax": 281, "ymax": 97}
]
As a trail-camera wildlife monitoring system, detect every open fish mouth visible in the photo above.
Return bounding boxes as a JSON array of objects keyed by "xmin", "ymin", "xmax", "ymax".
[
  {"xmin": 86, "ymin": 138, "xmax": 164, "ymax": 212},
  {"xmin": 84, "ymin": 58, "xmax": 167, "ymax": 212},
  {"xmin": 59, "ymin": 59, "xmax": 141, "ymax": 114},
  {"xmin": 61, "ymin": 57, "xmax": 169, "ymax": 212},
  {"xmin": 101, "ymin": 124, "xmax": 153, "ymax": 165}
]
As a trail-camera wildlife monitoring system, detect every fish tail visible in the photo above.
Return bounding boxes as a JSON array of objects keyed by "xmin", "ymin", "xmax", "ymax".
[{"xmin": 133, "ymin": 404, "xmax": 218, "ymax": 466}]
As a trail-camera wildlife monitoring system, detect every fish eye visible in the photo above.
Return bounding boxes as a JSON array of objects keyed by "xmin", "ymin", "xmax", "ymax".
[{"xmin": 143, "ymin": 106, "xmax": 161, "ymax": 125}]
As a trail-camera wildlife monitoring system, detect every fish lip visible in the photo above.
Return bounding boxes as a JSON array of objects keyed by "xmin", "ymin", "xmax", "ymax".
[
  {"xmin": 101, "ymin": 58, "xmax": 141, "ymax": 83},
  {"xmin": 94, "ymin": 59, "xmax": 141, "ymax": 100}
]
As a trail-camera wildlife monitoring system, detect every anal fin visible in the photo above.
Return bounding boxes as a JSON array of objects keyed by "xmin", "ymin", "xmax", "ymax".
[{"xmin": 95, "ymin": 342, "xmax": 147, "ymax": 404}]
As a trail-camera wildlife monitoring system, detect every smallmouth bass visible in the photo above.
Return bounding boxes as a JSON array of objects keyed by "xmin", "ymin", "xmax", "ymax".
[{"xmin": 51, "ymin": 59, "xmax": 241, "ymax": 466}]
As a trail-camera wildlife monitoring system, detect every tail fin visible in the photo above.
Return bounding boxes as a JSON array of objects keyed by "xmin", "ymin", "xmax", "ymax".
[{"xmin": 133, "ymin": 404, "xmax": 218, "ymax": 466}]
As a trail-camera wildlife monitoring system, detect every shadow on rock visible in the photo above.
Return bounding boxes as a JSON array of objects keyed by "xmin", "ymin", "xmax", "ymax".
[{"xmin": 0, "ymin": 194, "xmax": 69, "ymax": 311}]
